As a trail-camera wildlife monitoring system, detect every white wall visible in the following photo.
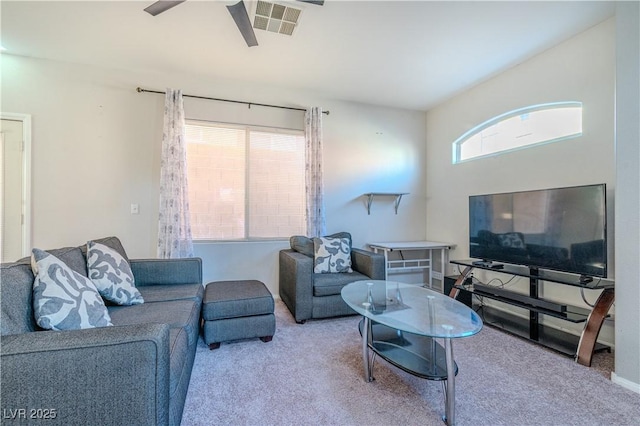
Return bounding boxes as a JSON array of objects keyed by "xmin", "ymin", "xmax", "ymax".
[
  {"xmin": 425, "ymin": 19, "xmax": 616, "ymax": 345},
  {"xmin": 0, "ymin": 53, "xmax": 427, "ymax": 294},
  {"xmin": 2, "ymin": 5, "xmax": 635, "ymax": 389},
  {"xmin": 613, "ymin": 1, "xmax": 640, "ymax": 392}
]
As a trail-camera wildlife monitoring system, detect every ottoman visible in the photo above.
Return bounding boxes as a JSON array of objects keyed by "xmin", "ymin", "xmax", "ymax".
[{"xmin": 202, "ymin": 280, "xmax": 276, "ymax": 350}]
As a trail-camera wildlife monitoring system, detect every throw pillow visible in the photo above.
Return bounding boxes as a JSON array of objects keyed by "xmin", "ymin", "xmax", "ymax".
[
  {"xmin": 326, "ymin": 232, "xmax": 352, "ymax": 249},
  {"xmin": 497, "ymin": 232, "xmax": 526, "ymax": 249},
  {"xmin": 31, "ymin": 248, "xmax": 113, "ymax": 331},
  {"xmin": 313, "ymin": 236, "xmax": 353, "ymax": 273},
  {"xmin": 86, "ymin": 241, "xmax": 144, "ymax": 306},
  {"xmin": 291, "ymin": 232, "xmax": 353, "ymax": 258},
  {"xmin": 81, "ymin": 236, "xmax": 130, "ymax": 261}
]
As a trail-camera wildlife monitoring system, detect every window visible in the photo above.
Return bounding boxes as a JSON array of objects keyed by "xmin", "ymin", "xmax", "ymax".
[
  {"xmin": 185, "ymin": 121, "xmax": 306, "ymax": 240},
  {"xmin": 452, "ymin": 102, "xmax": 583, "ymax": 163}
]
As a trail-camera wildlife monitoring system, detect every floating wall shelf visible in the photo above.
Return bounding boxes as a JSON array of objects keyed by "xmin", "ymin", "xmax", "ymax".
[{"xmin": 363, "ymin": 193, "xmax": 408, "ymax": 215}]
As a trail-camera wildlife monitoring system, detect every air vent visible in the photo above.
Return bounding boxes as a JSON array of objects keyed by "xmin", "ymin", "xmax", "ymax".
[{"xmin": 253, "ymin": 1, "xmax": 302, "ymax": 36}]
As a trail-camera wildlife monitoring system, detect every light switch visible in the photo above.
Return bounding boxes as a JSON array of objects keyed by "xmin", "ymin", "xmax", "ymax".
[{"xmin": 130, "ymin": 204, "xmax": 140, "ymax": 215}]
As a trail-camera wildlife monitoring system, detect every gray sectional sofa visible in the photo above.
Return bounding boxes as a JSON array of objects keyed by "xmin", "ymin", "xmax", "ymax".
[{"xmin": 0, "ymin": 236, "xmax": 203, "ymax": 426}]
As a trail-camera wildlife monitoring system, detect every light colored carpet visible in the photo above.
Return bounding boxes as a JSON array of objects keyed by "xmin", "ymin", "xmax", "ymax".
[{"xmin": 182, "ymin": 300, "xmax": 639, "ymax": 426}]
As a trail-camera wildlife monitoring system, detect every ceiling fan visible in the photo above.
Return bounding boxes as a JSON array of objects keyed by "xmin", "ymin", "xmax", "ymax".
[{"xmin": 144, "ymin": 0, "xmax": 324, "ymax": 47}]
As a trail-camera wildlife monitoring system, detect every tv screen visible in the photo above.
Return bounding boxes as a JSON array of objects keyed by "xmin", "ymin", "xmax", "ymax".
[{"xmin": 469, "ymin": 184, "xmax": 607, "ymax": 277}]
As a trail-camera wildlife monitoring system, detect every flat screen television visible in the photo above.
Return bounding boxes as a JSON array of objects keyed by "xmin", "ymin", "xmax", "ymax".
[{"xmin": 469, "ymin": 184, "xmax": 607, "ymax": 278}]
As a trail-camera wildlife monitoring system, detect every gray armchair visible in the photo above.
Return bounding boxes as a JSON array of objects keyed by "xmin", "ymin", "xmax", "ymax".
[{"xmin": 279, "ymin": 233, "xmax": 385, "ymax": 323}]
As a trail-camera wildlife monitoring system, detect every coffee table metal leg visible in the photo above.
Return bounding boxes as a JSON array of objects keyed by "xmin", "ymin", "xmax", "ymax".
[
  {"xmin": 444, "ymin": 337, "xmax": 455, "ymax": 425},
  {"xmin": 362, "ymin": 316, "xmax": 374, "ymax": 382}
]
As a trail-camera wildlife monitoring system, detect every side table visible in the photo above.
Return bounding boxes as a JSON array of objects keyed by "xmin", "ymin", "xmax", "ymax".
[{"xmin": 368, "ymin": 241, "xmax": 455, "ymax": 289}]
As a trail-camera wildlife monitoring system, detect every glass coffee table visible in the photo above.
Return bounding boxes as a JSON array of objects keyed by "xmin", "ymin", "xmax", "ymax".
[{"xmin": 341, "ymin": 280, "xmax": 483, "ymax": 425}]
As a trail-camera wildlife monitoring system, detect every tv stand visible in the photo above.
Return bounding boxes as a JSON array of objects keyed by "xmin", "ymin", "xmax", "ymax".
[
  {"xmin": 472, "ymin": 283, "xmax": 568, "ymax": 313},
  {"xmin": 580, "ymin": 275, "xmax": 594, "ymax": 284},
  {"xmin": 472, "ymin": 260, "xmax": 504, "ymax": 269},
  {"xmin": 449, "ymin": 260, "xmax": 614, "ymax": 367}
]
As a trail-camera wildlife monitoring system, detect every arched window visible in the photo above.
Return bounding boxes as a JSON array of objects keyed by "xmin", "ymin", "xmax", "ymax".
[{"xmin": 452, "ymin": 102, "xmax": 582, "ymax": 163}]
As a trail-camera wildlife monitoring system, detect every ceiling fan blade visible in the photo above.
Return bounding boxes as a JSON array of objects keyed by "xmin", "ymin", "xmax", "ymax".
[
  {"xmin": 226, "ymin": 1, "xmax": 259, "ymax": 47},
  {"xmin": 297, "ymin": 0, "xmax": 324, "ymax": 5},
  {"xmin": 144, "ymin": 1, "xmax": 187, "ymax": 16}
]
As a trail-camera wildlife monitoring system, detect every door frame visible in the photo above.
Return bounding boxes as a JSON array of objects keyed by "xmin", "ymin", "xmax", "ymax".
[{"xmin": 1, "ymin": 112, "xmax": 32, "ymax": 258}]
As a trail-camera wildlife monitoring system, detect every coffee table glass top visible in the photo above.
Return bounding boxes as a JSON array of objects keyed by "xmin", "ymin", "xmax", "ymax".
[{"xmin": 341, "ymin": 280, "xmax": 483, "ymax": 339}]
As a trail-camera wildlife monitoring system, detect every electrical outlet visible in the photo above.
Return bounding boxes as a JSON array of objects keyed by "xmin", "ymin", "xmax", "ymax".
[{"xmin": 449, "ymin": 264, "xmax": 460, "ymax": 277}]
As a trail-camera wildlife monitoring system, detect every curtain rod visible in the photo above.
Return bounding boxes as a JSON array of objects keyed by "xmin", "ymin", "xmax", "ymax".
[{"xmin": 136, "ymin": 87, "xmax": 329, "ymax": 115}]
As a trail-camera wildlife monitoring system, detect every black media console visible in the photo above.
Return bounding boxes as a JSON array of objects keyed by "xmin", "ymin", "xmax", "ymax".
[
  {"xmin": 448, "ymin": 260, "xmax": 615, "ymax": 367},
  {"xmin": 473, "ymin": 283, "xmax": 568, "ymax": 313}
]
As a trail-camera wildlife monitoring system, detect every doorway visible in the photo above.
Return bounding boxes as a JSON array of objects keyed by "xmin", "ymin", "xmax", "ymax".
[{"xmin": 1, "ymin": 114, "xmax": 31, "ymax": 262}]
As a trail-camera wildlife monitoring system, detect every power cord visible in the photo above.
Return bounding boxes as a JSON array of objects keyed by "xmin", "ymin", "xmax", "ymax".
[
  {"xmin": 579, "ymin": 277, "xmax": 602, "ymax": 308},
  {"xmin": 579, "ymin": 281, "xmax": 615, "ymax": 323},
  {"xmin": 580, "ymin": 287, "xmax": 596, "ymax": 308},
  {"xmin": 485, "ymin": 274, "xmax": 520, "ymax": 289}
]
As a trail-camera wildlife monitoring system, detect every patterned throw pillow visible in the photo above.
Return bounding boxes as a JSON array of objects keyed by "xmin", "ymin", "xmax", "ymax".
[
  {"xmin": 31, "ymin": 248, "xmax": 113, "ymax": 330},
  {"xmin": 497, "ymin": 232, "xmax": 526, "ymax": 249},
  {"xmin": 86, "ymin": 241, "xmax": 144, "ymax": 306},
  {"xmin": 313, "ymin": 237, "xmax": 353, "ymax": 273},
  {"xmin": 291, "ymin": 232, "xmax": 353, "ymax": 258}
]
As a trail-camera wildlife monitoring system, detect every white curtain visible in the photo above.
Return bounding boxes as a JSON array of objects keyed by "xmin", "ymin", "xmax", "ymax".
[
  {"xmin": 157, "ymin": 89, "xmax": 194, "ymax": 258},
  {"xmin": 305, "ymin": 107, "xmax": 326, "ymax": 237}
]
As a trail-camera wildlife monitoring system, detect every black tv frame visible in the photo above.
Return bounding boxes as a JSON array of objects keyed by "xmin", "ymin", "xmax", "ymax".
[{"xmin": 468, "ymin": 183, "xmax": 608, "ymax": 279}]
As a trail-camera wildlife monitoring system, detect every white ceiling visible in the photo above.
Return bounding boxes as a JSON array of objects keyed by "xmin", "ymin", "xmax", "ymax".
[{"xmin": 1, "ymin": 0, "xmax": 615, "ymax": 111}]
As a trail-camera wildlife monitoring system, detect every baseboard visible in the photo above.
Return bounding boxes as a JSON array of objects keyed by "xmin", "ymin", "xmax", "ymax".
[{"xmin": 611, "ymin": 372, "xmax": 640, "ymax": 394}]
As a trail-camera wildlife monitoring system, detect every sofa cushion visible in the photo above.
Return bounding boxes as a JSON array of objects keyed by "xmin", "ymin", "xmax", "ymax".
[
  {"xmin": 31, "ymin": 249, "xmax": 113, "ymax": 330},
  {"xmin": 313, "ymin": 271, "xmax": 371, "ymax": 297},
  {"xmin": 16, "ymin": 246, "xmax": 89, "ymax": 277},
  {"xmin": 290, "ymin": 235, "xmax": 314, "ymax": 257},
  {"xmin": 108, "ymin": 299, "xmax": 201, "ymax": 346},
  {"xmin": 1, "ymin": 262, "xmax": 37, "ymax": 335},
  {"xmin": 202, "ymin": 280, "xmax": 273, "ymax": 321},
  {"xmin": 137, "ymin": 283, "xmax": 204, "ymax": 304},
  {"xmin": 130, "ymin": 258, "xmax": 203, "ymax": 287},
  {"xmin": 477, "ymin": 230, "xmax": 501, "ymax": 247},
  {"xmin": 313, "ymin": 236, "xmax": 353, "ymax": 273},
  {"xmin": 87, "ymin": 241, "xmax": 144, "ymax": 305}
]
